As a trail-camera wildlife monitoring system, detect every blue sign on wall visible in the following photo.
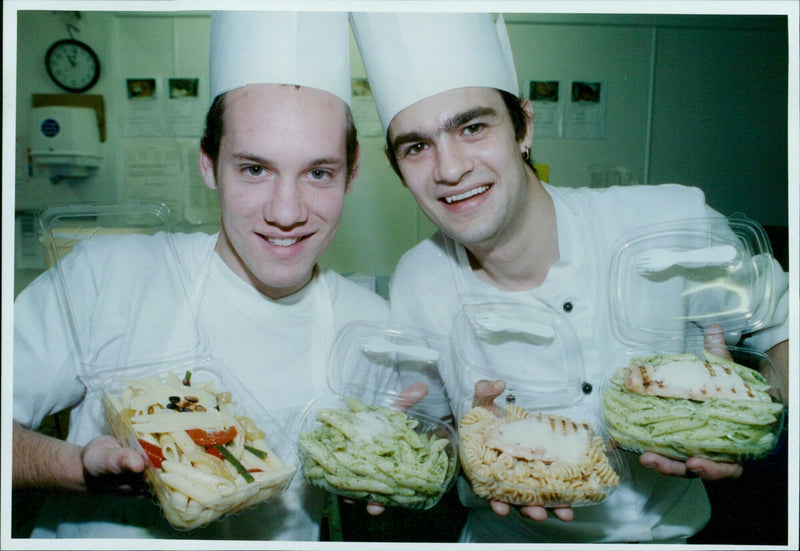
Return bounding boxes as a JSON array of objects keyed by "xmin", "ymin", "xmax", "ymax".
[{"xmin": 40, "ymin": 118, "xmax": 60, "ymax": 137}]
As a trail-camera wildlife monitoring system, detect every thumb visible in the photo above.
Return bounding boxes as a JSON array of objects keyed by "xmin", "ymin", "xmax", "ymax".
[
  {"xmin": 704, "ymin": 324, "xmax": 732, "ymax": 360},
  {"xmin": 394, "ymin": 382, "xmax": 428, "ymax": 411}
]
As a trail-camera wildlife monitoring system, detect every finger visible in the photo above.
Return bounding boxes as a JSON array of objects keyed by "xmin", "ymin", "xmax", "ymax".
[
  {"xmin": 704, "ymin": 323, "xmax": 732, "ymax": 360},
  {"xmin": 685, "ymin": 457, "xmax": 743, "ymax": 480},
  {"xmin": 552, "ymin": 507, "xmax": 575, "ymax": 522},
  {"xmin": 366, "ymin": 502, "xmax": 386, "ymax": 516},
  {"xmin": 639, "ymin": 451, "xmax": 690, "ymax": 477},
  {"xmin": 518, "ymin": 505, "xmax": 548, "ymax": 522},
  {"xmin": 394, "ymin": 382, "xmax": 428, "ymax": 412},
  {"xmin": 473, "ymin": 380, "xmax": 505, "ymax": 412},
  {"xmin": 489, "ymin": 499, "xmax": 512, "ymax": 517},
  {"xmin": 117, "ymin": 448, "xmax": 146, "ymax": 473}
]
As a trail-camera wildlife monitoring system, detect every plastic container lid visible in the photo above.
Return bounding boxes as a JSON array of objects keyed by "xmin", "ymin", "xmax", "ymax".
[
  {"xmin": 451, "ymin": 297, "xmax": 586, "ymax": 407},
  {"xmin": 325, "ymin": 321, "xmax": 451, "ymax": 417},
  {"xmin": 608, "ymin": 214, "xmax": 777, "ymax": 349},
  {"xmin": 603, "ymin": 214, "xmax": 785, "ymax": 461},
  {"xmin": 37, "ymin": 203, "xmax": 209, "ymax": 378},
  {"xmin": 37, "ymin": 203, "xmax": 296, "ymax": 527},
  {"xmin": 297, "ymin": 322, "xmax": 458, "ymax": 509}
]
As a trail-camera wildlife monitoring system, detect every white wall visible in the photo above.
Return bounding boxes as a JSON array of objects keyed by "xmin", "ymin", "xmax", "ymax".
[{"xmin": 12, "ymin": 10, "xmax": 790, "ymax": 296}]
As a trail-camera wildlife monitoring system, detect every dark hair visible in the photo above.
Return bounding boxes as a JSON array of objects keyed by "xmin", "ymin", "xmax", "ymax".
[
  {"xmin": 201, "ymin": 90, "xmax": 359, "ymax": 179},
  {"xmin": 384, "ymin": 88, "xmax": 534, "ymax": 177}
]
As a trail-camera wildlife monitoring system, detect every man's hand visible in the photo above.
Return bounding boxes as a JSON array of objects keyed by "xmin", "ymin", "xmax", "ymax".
[
  {"xmin": 639, "ymin": 452, "xmax": 743, "ymax": 480},
  {"xmin": 473, "ymin": 379, "xmax": 575, "ymax": 523},
  {"xmin": 80, "ymin": 434, "xmax": 148, "ymax": 494},
  {"xmin": 13, "ymin": 420, "xmax": 146, "ymax": 494}
]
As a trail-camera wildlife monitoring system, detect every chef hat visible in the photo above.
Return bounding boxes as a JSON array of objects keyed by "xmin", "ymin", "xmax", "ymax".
[
  {"xmin": 209, "ymin": 11, "xmax": 351, "ymax": 105},
  {"xmin": 350, "ymin": 12, "xmax": 519, "ymax": 132}
]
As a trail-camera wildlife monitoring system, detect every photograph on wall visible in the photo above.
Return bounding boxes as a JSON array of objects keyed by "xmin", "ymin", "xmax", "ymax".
[
  {"xmin": 167, "ymin": 77, "xmax": 204, "ymax": 136},
  {"xmin": 564, "ymin": 80, "xmax": 605, "ymax": 139},
  {"xmin": 529, "ymin": 80, "xmax": 563, "ymax": 138},
  {"xmin": 126, "ymin": 78, "xmax": 157, "ymax": 99},
  {"xmin": 123, "ymin": 77, "xmax": 165, "ymax": 137}
]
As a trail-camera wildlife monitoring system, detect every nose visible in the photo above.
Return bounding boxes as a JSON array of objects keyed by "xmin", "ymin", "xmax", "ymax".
[
  {"xmin": 263, "ymin": 178, "xmax": 308, "ymax": 229},
  {"xmin": 433, "ymin": 139, "xmax": 473, "ymax": 185}
]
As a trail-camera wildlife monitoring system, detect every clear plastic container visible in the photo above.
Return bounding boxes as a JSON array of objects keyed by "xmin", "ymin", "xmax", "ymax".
[
  {"xmin": 38, "ymin": 203, "xmax": 296, "ymax": 529},
  {"xmin": 602, "ymin": 215, "xmax": 786, "ymax": 462},
  {"xmin": 450, "ymin": 297, "xmax": 625, "ymax": 507},
  {"xmin": 601, "ymin": 346, "xmax": 785, "ymax": 462},
  {"xmin": 98, "ymin": 360, "xmax": 297, "ymax": 530},
  {"xmin": 297, "ymin": 322, "xmax": 458, "ymax": 509},
  {"xmin": 456, "ymin": 396, "xmax": 624, "ymax": 507}
]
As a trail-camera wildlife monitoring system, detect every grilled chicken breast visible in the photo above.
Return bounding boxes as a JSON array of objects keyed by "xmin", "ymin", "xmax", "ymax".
[
  {"xmin": 624, "ymin": 354, "xmax": 758, "ymax": 402},
  {"xmin": 485, "ymin": 413, "xmax": 593, "ymax": 464}
]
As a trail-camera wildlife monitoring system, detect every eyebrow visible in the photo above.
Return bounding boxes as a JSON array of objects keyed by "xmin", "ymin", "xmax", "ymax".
[
  {"xmin": 233, "ymin": 153, "xmax": 343, "ymax": 169},
  {"xmin": 391, "ymin": 106, "xmax": 498, "ymax": 151}
]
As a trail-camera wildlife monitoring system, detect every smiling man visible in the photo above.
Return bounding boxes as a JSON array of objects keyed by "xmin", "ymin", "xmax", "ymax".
[
  {"xmin": 13, "ymin": 11, "xmax": 388, "ymax": 541},
  {"xmin": 352, "ymin": 11, "xmax": 789, "ymax": 545}
]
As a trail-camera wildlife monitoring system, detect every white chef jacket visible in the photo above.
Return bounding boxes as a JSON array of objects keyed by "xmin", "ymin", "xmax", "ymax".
[
  {"xmin": 389, "ymin": 183, "xmax": 789, "ymax": 543},
  {"xmin": 14, "ymin": 231, "xmax": 389, "ymax": 541}
]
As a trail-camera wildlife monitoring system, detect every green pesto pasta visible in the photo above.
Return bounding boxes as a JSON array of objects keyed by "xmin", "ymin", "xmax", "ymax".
[
  {"xmin": 298, "ymin": 398, "xmax": 456, "ymax": 509},
  {"xmin": 602, "ymin": 352, "xmax": 785, "ymax": 461}
]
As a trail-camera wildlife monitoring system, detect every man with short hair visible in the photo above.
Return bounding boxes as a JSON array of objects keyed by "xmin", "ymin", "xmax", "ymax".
[
  {"xmin": 352, "ymin": 11, "xmax": 789, "ymax": 543},
  {"xmin": 13, "ymin": 11, "xmax": 388, "ymax": 540}
]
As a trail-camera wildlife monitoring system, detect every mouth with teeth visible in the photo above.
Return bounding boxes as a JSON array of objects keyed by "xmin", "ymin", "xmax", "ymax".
[
  {"xmin": 262, "ymin": 235, "xmax": 306, "ymax": 247},
  {"xmin": 441, "ymin": 184, "xmax": 491, "ymax": 204}
]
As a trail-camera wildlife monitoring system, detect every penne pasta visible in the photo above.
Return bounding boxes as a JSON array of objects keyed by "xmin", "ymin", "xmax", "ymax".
[{"xmin": 102, "ymin": 370, "xmax": 295, "ymax": 530}]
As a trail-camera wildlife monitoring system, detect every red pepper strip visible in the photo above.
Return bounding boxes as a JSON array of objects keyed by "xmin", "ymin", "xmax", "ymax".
[
  {"xmin": 205, "ymin": 445, "xmax": 224, "ymax": 460},
  {"xmin": 185, "ymin": 426, "xmax": 237, "ymax": 446},
  {"xmin": 248, "ymin": 469, "xmax": 263, "ymax": 473},
  {"xmin": 138, "ymin": 439, "xmax": 165, "ymax": 469}
]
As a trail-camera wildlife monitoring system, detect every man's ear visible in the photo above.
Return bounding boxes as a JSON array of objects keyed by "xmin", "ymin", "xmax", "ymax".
[
  {"xmin": 199, "ymin": 148, "xmax": 218, "ymax": 191},
  {"xmin": 384, "ymin": 149, "xmax": 408, "ymax": 188},
  {"xmin": 345, "ymin": 144, "xmax": 361, "ymax": 195},
  {"xmin": 520, "ymin": 97, "xmax": 535, "ymax": 149}
]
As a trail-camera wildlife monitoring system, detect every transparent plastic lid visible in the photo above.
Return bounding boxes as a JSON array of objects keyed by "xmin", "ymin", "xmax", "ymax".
[
  {"xmin": 451, "ymin": 297, "xmax": 586, "ymax": 407},
  {"xmin": 298, "ymin": 322, "xmax": 458, "ymax": 509},
  {"xmin": 325, "ymin": 322, "xmax": 450, "ymax": 418},
  {"xmin": 608, "ymin": 214, "xmax": 776, "ymax": 347},
  {"xmin": 37, "ymin": 203, "xmax": 208, "ymax": 377}
]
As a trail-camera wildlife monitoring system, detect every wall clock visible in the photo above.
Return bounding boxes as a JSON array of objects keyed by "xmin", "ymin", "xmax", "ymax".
[{"xmin": 45, "ymin": 38, "xmax": 101, "ymax": 93}]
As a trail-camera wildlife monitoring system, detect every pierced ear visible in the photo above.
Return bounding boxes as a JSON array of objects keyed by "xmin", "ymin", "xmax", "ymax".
[
  {"xmin": 520, "ymin": 97, "xmax": 535, "ymax": 148},
  {"xmin": 199, "ymin": 148, "xmax": 218, "ymax": 191}
]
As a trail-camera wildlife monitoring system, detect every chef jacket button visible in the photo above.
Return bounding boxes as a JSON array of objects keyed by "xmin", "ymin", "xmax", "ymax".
[
  {"xmin": 582, "ymin": 382, "xmax": 593, "ymax": 394},
  {"xmin": 562, "ymin": 301, "xmax": 574, "ymax": 313}
]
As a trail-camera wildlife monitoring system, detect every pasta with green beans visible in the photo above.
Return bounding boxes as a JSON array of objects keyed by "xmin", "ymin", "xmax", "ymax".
[
  {"xmin": 602, "ymin": 351, "xmax": 785, "ymax": 461},
  {"xmin": 298, "ymin": 398, "xmax": 457, "ymax": 509}
]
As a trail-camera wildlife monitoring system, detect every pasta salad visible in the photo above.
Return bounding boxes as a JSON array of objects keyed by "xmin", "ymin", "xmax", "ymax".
[{"xmin": 103, "ymin": 370, "xmax": 296, "ymax": 530}]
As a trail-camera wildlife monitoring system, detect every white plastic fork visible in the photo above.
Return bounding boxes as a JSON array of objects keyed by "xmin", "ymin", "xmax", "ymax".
[
  {"xmin": 635, "ymin": 244, "xmax": 737, "ymax": 273},
  {"xmin": 361, "ymin": 336, "xmax": 440, "ymax": 363},
  {"xmin": 473, "ymin": 311, "xmax": 556, "ymax": 341}
]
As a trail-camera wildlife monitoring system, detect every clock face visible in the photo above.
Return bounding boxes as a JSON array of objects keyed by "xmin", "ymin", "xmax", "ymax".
[{"xmin": 45, "ymin": 39, "xmax": 101, "ymax": 93}]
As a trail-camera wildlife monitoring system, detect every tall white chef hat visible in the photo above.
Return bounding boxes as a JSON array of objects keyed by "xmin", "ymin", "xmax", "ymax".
[
  {"xmin": 209, "ymin": 11, "xmax": 351, "ymax": 105},
  {"xmin": 350, "ymin": 12, "xmax": 518, "ymax": 132}
]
